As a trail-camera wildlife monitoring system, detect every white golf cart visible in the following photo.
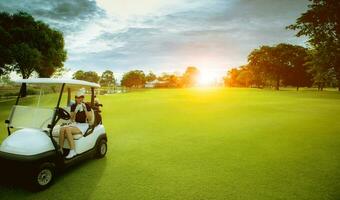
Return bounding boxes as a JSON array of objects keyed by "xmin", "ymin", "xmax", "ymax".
[{"xmin": 0, "ymin": 78, "xmax": 107, "ymax": 190}]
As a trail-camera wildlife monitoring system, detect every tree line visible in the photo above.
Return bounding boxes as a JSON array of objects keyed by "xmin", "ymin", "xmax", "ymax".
[
  {"xmin": 72, "ymin": 66, "xmax": 200, "ymax": 88},
  {"xmin": 225, "ymin": 0, "xmax": 340, "ymax": 91},
  {"xmin": 224, "ymin": 44, "xmax": 314, "ymax": 90}
]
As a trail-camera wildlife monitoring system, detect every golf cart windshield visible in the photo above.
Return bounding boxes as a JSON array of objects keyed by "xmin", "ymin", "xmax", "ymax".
[{"xmin": 8, "ymin": 84, "xmax": 62, "ymax": 130}]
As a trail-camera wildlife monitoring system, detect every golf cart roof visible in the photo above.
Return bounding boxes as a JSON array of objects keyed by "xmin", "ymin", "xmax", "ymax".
[{"xmin": 15, "ymin": 78, "xmax": 100, "ymax": 88}]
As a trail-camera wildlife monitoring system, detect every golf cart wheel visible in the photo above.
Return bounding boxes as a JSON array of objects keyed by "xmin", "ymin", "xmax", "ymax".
[
  {"xmin": 96, "ymin": 139, "xmax": 107, "ymax": 158},
  {"xmin": 30, "ymin": 162, "xmax": 55, "ymax": 191}
]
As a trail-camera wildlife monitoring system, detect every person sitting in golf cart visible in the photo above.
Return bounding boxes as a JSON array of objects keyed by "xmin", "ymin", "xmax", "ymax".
[{"xmin": 59, "ymin": 89, "xmax": 93, "ymax": 159}]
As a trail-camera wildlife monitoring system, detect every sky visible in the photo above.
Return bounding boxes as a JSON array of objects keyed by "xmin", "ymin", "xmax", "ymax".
[{"xmin": 0, "ymin": 0, "xmax": 309, "ymax": 80}]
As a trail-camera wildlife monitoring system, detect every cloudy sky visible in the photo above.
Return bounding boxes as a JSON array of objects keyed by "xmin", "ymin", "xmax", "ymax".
[{"xmin": 0, "ymin": 0, "xmax": 309, "ymax": 79}]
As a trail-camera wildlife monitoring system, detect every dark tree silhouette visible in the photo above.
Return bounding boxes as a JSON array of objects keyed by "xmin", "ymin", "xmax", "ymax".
[
  {"xmin": 288, "ymin": 0, "xmax": 340, "ymax": 90},
  {"xmin": 0, "ymin": 12, "xmax": 67, "ymax": 78},
  {"xmin": 121, "ymin": 70, "xmax": 146, "ymax": 88}
]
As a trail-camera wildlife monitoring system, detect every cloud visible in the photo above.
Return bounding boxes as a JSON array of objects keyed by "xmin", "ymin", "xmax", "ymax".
[
  {"xmin": 0, "ymin": 0, "xmax": 105, "ymax": 33},
  {"xmin": 0, "ymin": 0, "xmax": 310, "ymax": 78},
  {"xmin": 79, "ymin": 0, "xmax": 308, "ymax": 71}
]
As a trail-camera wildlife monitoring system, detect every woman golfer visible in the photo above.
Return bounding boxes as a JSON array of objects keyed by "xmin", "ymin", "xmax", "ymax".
[{"xmin": 59, "ymin": 89, "xmax": 92, "ymax": 159}]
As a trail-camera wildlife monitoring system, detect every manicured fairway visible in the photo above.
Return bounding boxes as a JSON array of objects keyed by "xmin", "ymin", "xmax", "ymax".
[{"xmin": 0, "ymin": 88, "xmax": 340, "ymax": 200}]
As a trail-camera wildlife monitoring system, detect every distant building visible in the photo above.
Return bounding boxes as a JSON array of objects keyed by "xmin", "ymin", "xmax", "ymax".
[
  {"xmin": 145, "ymin": 80, "xmax": 158, "ymax": 88},
  {"xmin": 145, "ymin": 80, "xmax": 166, "ymax": 88}
]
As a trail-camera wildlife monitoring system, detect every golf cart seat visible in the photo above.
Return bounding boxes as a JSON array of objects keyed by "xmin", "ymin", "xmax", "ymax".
[
  {"xmin": 73, "ymin": 134, "xmax": 83, "ymax": 140},
  {"xmin": 52, "ymin": 125, "xmax": 83, "ymax": 140},
  {"xmin": 51, "ymin": 107, "xmax": 98, "ymax": 140}
]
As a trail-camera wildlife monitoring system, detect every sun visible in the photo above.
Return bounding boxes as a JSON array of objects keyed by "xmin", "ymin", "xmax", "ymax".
[{"xmin": 197, "ymin": 70, "xmax": 217, "ymax": 86}]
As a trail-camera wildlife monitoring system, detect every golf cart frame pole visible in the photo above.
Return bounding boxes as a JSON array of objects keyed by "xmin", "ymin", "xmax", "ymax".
[
  {"xmin": 49, "ymin": 83, "xmax": 65, "ymax": 151},
  {"xmin": 56, "ymin": 83, "xmax": 65, "ymax": 108},
  {"xmin": 67, "ymin": 87, "xmax": 71, "ymax": 106},
  {"xmin": 91, "ymin": 87, "xmax": 94, "ymax": 107},
  {"xmin": 15, "ymin": 83, "xmax": 24, "ymax": 105},
  {"xmin": 5, "ymin": 83, "xmax": 24, "ymax": 135}
]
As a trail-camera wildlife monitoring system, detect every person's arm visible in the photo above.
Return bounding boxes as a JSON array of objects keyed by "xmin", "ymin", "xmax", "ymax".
[
  {"xmin": 70, "ymin": 104, "xmax": 76, "ymax": 123},
  {"xmin": 70, "ymin": 112, "xmax": 76, "ymax": 122},
  {"xmin": 83, "ymin": 103, "xmax": 93, "ymax": 124}
]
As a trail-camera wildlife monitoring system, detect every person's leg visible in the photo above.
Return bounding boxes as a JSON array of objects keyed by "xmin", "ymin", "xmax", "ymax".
[
  {"xmin": 65, "ymin": 127, "xmax": 81, "ymax": 149},
  {"xmin": 59, "ymin": 127, "xmax": 66, "ymax": 151},
  {"xmin": 64, "ymin": 126, "xmax": 82, "ymax": 159},
  {"xmin": 64, "ymin": 126, "xmax": 81, "ymax": 149},
  {"xmin": 65, "ymin": 127, "xmax": 74, "ymax": 150}
]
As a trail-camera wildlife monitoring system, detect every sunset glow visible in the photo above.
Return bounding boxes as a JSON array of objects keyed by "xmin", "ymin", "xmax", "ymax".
[{"xmin": 197, "ymin": 70, "xmax": 218, "ymax": 86}]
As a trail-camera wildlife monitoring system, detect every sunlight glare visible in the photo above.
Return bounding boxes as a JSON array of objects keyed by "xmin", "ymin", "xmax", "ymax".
[{"xmin": 197, "ymin": 70, "xmax": 218, "ymax": 87}]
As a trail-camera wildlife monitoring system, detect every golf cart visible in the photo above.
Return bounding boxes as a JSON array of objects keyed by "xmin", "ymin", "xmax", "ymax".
[{"xmin": 0, "ymin": 78, "xmax": 107, "ymax": 190}]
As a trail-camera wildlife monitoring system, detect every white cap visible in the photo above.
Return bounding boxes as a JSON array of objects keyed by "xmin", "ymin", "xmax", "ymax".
[{"xmin": 75, "ymin": 88, "xmax": 85, "ymax": 97}]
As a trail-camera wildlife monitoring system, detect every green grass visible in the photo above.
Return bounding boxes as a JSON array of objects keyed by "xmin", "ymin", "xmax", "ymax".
[{"xmin": 1, "ymin": 88, "xmax": 340, "ymax": 200}]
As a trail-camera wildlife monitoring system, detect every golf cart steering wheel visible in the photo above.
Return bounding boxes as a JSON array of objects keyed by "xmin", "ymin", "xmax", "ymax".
[{"xmin": 57, "ymin": 108, "xmax": 71, "ymax": 120}]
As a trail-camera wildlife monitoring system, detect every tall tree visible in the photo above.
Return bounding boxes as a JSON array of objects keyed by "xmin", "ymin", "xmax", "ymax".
[
  {"xmin": 224, "ymin": 68, "xmax": 241, "ymax": 87},
  {"xmin": 72, "ymin": 70, "xmax": 100, "ymax": 83},
  {"xmin": 72, "ymin": 70, "xmax": 86, "ymax": 80},
  {"xmin": 306, "ymin": 50, "xmax": 337, "ymax": 90},
  {"xmin": 157, "ymin": 73, "xmax": 182, "ymax": 88},
  {"xmin": 283, "ymin": 46, "xmax": 312, "ymax": 90},
  {"xmin": 225, "ymin": 65, "xmax": 262, "ymax": 88},
  {"xmin": 146, "ymin": 71, "xmax": 157, "ymax": 82},
  {"xmin": 0, "ymin": 11, "xmax": 67, "ymax": 78},
  {"xmin": 0, "ymin": 26, "xmax": 12, "ymax": 76},
  {"xmin": 11, "ymin": 43, "xmax": 41, "ymax": 78},
  {"xmin": 288, "ymin": 0, "xmax": 340, "ymax": 90},
  {"xmin": 248, "ymin": 44, "xmax": 310, "ymax": 90},
  {"xmin": 121, "ymin": 70, "xmax": 146, "ymax": 88},
  {"xmin": 182, "ymin": 66, "xmax": 199, "ymax": 87},
  {"xmin": 100, "ymin": 70, "xmax": 115, "ymax": 87},
  {"xmin": 247, "ymin": 63, "xmax": 266, "ymax": 88},
  {"xmin": 248, "ymin": 45, "xmax": 282, "ymax": 90},
  {"xmin": 52, "ymin": 67, "xmax": 70, "ymax": 78},
  {"xmin": 83, "ymin": 71, "xmax": 100, "ymax": 83}
]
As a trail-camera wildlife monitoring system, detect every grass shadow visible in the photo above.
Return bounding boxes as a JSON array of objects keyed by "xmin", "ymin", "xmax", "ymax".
[{"xmin": 0, "ymin": 157, "xmax": 108, "ymax": 200}]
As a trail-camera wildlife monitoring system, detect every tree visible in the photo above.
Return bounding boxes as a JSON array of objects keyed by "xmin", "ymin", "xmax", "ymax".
[
  {"xmin": 100, "ymin": 70, "xmax": 115, "ymax": 87},
  {"xmin": 84, "ymin": 71, "xmax": 100, "ymax": 83},
  {"xmin": 246, "ymin": 63, "xmax": 266, "ymax": 88},
  {"xmin": 248, "ymin": 45, "xmax": 282, "ymax": 90},
  {"xmin": 146, "ymin": 72, "xmax": 157, "ymax": 82},
  {"xmin": 0, "ymin": 26, "xmax": 12, "ymax": 76},
  {"xmin": 72, "ymin": 70, "xmax": 86, "ymax": 80},
  {"xmin": 225, "ymin": 44, "xmax": 310, "ymax": 90},
  {"xmin": 224, "ymin": 65, "xmax": 258, "ymax": 88},
  {"xmin": 11, "ymin": 43, "xmax": 41, "ymax": 78},
  {"xmin": 121, "ymin": 70, "xmax": 146, "ymax": 88},
  {"xmin": 248, "ymin": 44, "xmax": 310, "ymax": 90},
  {"xmin": 288, "ymin": 0, "xmax": 340, "ymax": 90},
  {"xmin": 306, "ymin": 50, "xmax": 337, "ymax": 90},
  {"xmin": 236, "ymin": 67, "xmax": 253, "ymax": 87},
  {"xmin": 0, "ymin": 74, "xmax": 12, "ymax": 85},
  {"xmin": 157, "ymin": 73, "xmax": 182, "ymax": 88},
  {"xmin": 224, "ymin": 68, "xmax": 241, "ymax": 87},
  {"xmin": 0, "ymin": 11, "xmax": 67, "ymax": 78},
  {"xmin": 73, "ymin": 70, "xmax": 100, "ymax": 83},
  {"xmin": 182, "ymin": 66, "xmax": 199, "ymax": 87},
  {"xmin": 308, "ymin": 65, "xmax": 336, "ymax": 91},
  {"xmin": 282, "ymin": 46, "xmax": 312, "ymax": 90},
  {"xmin": 52, "ymin": 67, "xmax": 70, "ymax": 78}
]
